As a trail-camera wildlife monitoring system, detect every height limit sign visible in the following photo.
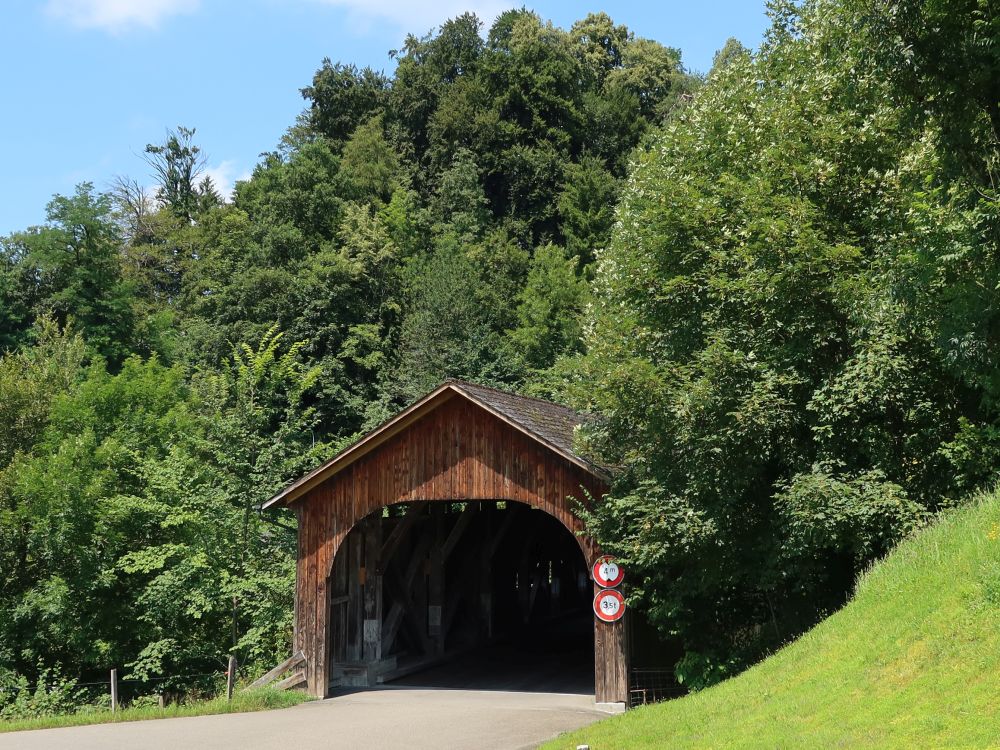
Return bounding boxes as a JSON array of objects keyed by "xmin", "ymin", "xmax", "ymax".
[
  {"xmin": 592, "ymin": 555, "xmax": 626, "ymax": 623},
  {"xmin": 593, "ymin": 555, "xmax": 624, "ymax": 588}
]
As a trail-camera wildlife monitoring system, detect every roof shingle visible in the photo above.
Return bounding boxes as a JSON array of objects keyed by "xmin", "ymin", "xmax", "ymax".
[{"xmin": 447, "ymin": 380, "xmax": 608, "ymax": 477}]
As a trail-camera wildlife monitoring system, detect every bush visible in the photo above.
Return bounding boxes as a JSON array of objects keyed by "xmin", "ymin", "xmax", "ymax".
[{"xmin": 0, "ymin": 667, "xmax": 86, "ymax": 720}]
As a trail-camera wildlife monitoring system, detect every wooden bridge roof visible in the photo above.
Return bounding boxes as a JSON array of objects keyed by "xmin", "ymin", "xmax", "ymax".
[{"xmin": 262, "ymin": 379, "xmax": 609, "ymax": 509}]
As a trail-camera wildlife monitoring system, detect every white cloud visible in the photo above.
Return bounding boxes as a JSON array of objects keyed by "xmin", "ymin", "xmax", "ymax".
[
  {"xmin": 310, "ymin": 0, "xmax": 515, "ymax": 35},
  {"xmin": 201, "ymin": 160, "xmax": 252, "ymax": 203},
  {"xmin": 45, "ymin": 0, "xmax": 200, "ymax": 33}
]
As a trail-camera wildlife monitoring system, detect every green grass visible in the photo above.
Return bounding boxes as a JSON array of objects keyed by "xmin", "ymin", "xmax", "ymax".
[
  {"xmin": 0, "ymin": 688, "xmax": 312, "ymax": 734},
  {"xmin": 547, "ymin": 490, "xmax": 1000, "ymax": 749}
]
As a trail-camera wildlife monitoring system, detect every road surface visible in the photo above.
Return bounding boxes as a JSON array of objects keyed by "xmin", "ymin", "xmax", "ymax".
[{"xmin": 0, "ymin": 687, "xmax": 606, "ymax": 750}]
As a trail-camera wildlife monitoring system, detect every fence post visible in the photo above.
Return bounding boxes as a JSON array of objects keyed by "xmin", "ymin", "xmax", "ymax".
[
  {"xmin": 227, "ymin": 655, "xmax": 237, "ymax": 702},
  {"xmin": 110, "ymin": 668, "xmax": 118, "ymax": 713}
]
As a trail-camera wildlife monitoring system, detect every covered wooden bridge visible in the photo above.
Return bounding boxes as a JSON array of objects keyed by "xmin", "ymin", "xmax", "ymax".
[{"xmin": 263, "ymin": 380, "xmax": 628, "ymax": 705}]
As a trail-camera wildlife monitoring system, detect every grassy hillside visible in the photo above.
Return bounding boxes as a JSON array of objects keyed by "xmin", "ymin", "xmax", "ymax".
[{"xmin": 547, "ymin": 492, "xmax": 1000, "ymax": 749}]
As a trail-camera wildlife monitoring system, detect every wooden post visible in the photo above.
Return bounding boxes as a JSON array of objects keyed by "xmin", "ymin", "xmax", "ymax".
[
  {"xmin": 347, "ymin": 531, "xmax": 363, "ymax": 664},
  {"xmin": 362, "ymin": 514, "xmax": 383, "ymax": 676},
  {"xmin": 479, "ymin": 504, "xmax": 493, "ymax": 639},
  {"xmin": 427, "ymin": 506, "xmax": 445, "ymax": 653},
  {"xmin": 110, "ymin": 668, "xmax": 118, "ymax": 713},
  {"xmin": 593, "ymin": 580, "xmax": 629, "ymax": 705},
  {"xmin": 227, "ymin": 655, "xmax": 237, "ymax": 701}
]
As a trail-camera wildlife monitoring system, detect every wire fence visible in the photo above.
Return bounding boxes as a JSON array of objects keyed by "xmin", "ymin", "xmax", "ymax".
[
  {"xmin": 628, "ymin": 667, "xmax": 685, "ymax": 708},
  {"xmin": 22, "ymin": 671, "xmax": 226, "ymax": 691}
]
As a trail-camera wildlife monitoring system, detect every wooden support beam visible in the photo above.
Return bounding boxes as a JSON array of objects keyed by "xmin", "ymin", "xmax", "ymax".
[
  {"xmin": 246, "ymin": 651, "xmax": 305, "ymax": 690},
  {"xmin": 427, "ymin": 506, "xmax": 445, "ymax": 652},
  {"xmin": 379, "ymin": 502, "xmax": 427, "ymax": 568},
  {"xmin": 385, "ymin": 566, "xmax": 435, "ymax": 656},
  {"xmin": 363, "ymin": 514, "xmax": 383, "ymax": 666},
  {"xmin": 274, "ymin": 669, "xmax": 307, "ymax": 691},
  {"xmin": 442, "ymin": 543, "xmax": 481, "ymax": 637},
  {"xmin": 441, "ymin": 503, "xmax": 477, "ymax": 560},
  {"xmin": 346, "ymin": 530, "xmax": 363, "ymax": 663},
  {"xmin": 594, "ymin": 580, "xmax": 629, "ymax": 704},
  {"xmin": 382, "ymin": 531, "xmax": 432, "ymax": 655},
  {"xmin": 380, "ymin": 604, "xmax": 406, "ymax": 656},
  {"xmin": 478, "ymin": 504, "xmax": 493, "ymax": 639},
  {"xmin": 487, "ymin": 503, "xmax": 520, "ymax": 559}
]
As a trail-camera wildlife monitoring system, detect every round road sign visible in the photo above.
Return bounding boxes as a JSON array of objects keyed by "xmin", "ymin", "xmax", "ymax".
[
  {"xmin": 593, "ymin": 589, "xmax": 626, "ymax": 623},
  {"xmin": 592, "ymin": 555, "xmax": 624, "ymax": 588}
]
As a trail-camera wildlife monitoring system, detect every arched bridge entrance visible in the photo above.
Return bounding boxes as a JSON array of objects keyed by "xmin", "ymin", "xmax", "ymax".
[
  {"xmin": 328, "ymin": 500, "xmax": 594, "ymax": 692},
  {"xmin": 263, "ymin": 380, "xmax": 627, "ymax": 705}
]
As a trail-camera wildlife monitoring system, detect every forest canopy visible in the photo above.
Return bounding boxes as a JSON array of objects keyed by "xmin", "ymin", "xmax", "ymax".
[
  {"xmin": 2, "ymin": 0, "xmax": 999, "ymax": 709},
  {"xmin": 0, "ymin": 10, "xmax": 694, "ymax": 707}
]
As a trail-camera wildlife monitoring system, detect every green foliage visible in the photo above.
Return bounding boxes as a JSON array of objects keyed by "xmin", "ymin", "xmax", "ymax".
[
  {"xmin": 338, "ymin": 117, "xmax": 401, "ymax": 205},
  {"xmin": 430, "ymin": 148, "xmax": 490, "ymax": 241},
  {"xmin": 393, "ymin": 239, "xmax": 506, "ymax": 401},
  {"xmin": 566, "ymin": 0, "xmax": 1000, "ymax": 682},
  {"xmin": 0, "ymin": 324, "xmax": 322, "ymax": 696},
  {"xmin": 557, "ymin": 156, "xmax": 617, "ymax": 269},
  {"xmin": 711, "ymin": 37, "xmax": 750, "ymax": 73},
  {"xmin": 1, "ymin": 184, "xmax": 136, "ymax": 363},
  {"xmin": 0, "ymin": 318, "xmax": 86, "ymax": 467},
  {"xmin": 302, "ymin": 61, "xmax": 389, "ymax": 145},
  {"xmin": 392, "ymin": 9, "xmax": 686, "ymax": 241},
  {"xmin": 509, "ymin": 244, "xmax": 588, "ymax": 371},
  {"xmin": 0, "ymin": 666, "xmax": 84, "ymax": 720}
]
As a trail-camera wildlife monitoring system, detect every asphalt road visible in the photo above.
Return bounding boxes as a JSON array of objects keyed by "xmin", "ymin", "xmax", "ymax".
[{"xmin": 0, "ymin": 687, "xmax": 606, "ymax": 750}]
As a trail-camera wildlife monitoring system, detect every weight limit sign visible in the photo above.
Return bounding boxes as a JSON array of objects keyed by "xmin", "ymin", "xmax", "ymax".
[{"xmin": 593, "ymin": 588, "xmax": 626, "ymax": 623}]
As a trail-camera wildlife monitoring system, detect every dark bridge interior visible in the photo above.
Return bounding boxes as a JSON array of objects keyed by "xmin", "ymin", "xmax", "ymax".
[{"xmin": 327, "ymin": 500, "xmax": 594, "ymax": 694}]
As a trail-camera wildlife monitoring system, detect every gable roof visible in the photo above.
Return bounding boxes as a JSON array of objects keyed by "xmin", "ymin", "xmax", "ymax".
[{"xmin": 262, "ymin": 379, "xmax": 609, "ymax": 509}]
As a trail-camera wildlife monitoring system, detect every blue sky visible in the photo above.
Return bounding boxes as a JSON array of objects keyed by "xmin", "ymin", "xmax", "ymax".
[{"xmin": 0, "ymin": 1, "xmax": 771, "ymax": 235}]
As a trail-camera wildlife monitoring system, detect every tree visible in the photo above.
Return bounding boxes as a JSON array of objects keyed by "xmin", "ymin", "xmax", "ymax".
[
  {"xmin": 570, "ymin": 12, "xmax": 630, "ymax": 88},
  {"xmin": 338, "ymin": 117, "xmax": 401, "ymax": 206},
  {"xmin": 557, "ymin": 155, "xmax": 618, "ymax": 268},
  {"xmin": 144, "ymin": 127, "xmax": 210, "ymax": 223},
  {"xmin": 109, "ymin": 175, "xmax": 157, "ymax": 245},
  {"xmin": 1, "ymin": 184, "xmax": 135, "ymax": 364},
  {"xmin": 392, "ymin": 237, "xmax": 507, "ymax": 402},
  {"xmin": 301, "ymin": 61, "xmax": 389, "ymax": 145},
  {"xmin": 0, "ymin": 327, "xmax": 323, "ymax": 689},
  {"xmin": 509, "ymin": 243, "xmax": 588, "ymax": 370},
  {"xmin": 565, "ymin": 0, "xmax": 1000, "ymax": 687},
  {"xmin": 711, "ymin": 37, "xmax": 750, "ymax": 74},
  {"xmin": 430, "ymin": 148, "xmax": 490, "ymax": 241}
]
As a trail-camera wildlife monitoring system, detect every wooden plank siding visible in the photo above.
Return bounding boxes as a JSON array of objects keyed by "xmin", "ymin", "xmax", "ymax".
[{"xmin": 290, "ymin": 393, "xmax": 627, "ymax": 704}]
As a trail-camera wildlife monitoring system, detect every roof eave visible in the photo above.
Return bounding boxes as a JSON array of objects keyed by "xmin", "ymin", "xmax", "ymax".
[{"xmin": 262, "ymin": 383, "xmax": 458, "ymax": 509}]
